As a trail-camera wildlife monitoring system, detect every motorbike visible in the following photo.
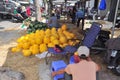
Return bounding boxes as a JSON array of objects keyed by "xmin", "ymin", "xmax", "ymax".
[
  {"xmin": 12, "ymin": 11, "xmax": 28, "ymax": 22},
  {"xmin": 12, "ymin": 6, "xmax": 29, "ymax": 22},
  {"xmin": 110, "ymin": 50, "xmax": 120, "ymax": 76},
  {"xmin": 105, "ymin": 36, "xmax": 120, "ymax": 76},
  {"xmin": 95, "ymin": 30, "xmax": 110, "ymax": 47},
  {"xmin": 115, "ymin": 16, "xmax": 120, "ymax": 28}
]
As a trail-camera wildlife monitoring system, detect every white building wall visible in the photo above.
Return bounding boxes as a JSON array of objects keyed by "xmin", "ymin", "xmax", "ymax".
[
  {"xmin": 86, "ymin": 0, "xmax": 95, "ymax": 15},
  {"xmin": 86, "ymin": 0, "xmax": 111, "ymax": 18}
]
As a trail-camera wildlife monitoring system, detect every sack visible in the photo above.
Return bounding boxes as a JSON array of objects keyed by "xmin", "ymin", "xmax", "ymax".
[{"xmin": 99, "ymin": 0, "xmax": 106, "ymax": 10}]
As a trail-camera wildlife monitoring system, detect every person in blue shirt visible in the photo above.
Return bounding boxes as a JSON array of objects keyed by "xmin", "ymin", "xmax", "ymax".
[
  {"xmin": 76, "ymin": 9, "xmax": 85, "ymax": 30},
  {"xmin": 48, "ymin": 13, "xmax": 59, "ymax": 28}
]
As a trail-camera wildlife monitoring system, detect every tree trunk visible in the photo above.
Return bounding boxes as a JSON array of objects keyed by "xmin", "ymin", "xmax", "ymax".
[
  {"xmin": 48, "ymin": 0, "xmax": 53, "ymax": 16},
  {"xmin": 35, "ymin": 0, "xmax": 41, "ymax": 21},
  {"xmin": 65, "ymin": 0, "xmax": 67, "ymax": 8},
  {"xmin": 43, "ymin": 0, "xmax": 48, "ymax": 15}
]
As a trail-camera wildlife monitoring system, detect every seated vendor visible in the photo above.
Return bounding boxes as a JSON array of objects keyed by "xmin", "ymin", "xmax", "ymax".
[
  {"xmin": 52, "ymin": 46, "xmax": 101, "ymax": 80},
  {"xmin": 48, "ymin": 13, "xmax": 59, "ymax": 28}
]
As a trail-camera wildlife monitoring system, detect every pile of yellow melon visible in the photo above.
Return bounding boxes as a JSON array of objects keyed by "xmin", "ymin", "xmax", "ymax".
[{"xmin": 11, "ymin": 24, "xmax": 80, "ymax": 57}]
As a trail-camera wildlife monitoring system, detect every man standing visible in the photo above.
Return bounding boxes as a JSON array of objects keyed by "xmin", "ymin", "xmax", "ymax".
[
  {"xmin": 72, "ymin": 3, "xmax": 78, "ymax": 24},
  {"xmin": 52, "ymin": 46, "xmax": 100, "ymax": 80},
  {"xmin": 76, "ymin": 9, "xmax": 85, "ymax": 30}
]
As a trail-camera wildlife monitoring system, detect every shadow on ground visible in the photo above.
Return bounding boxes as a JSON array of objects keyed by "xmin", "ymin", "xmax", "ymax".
[{"xmin": 0, "ymin": 27, "xmax": 4, "ymax": 29}]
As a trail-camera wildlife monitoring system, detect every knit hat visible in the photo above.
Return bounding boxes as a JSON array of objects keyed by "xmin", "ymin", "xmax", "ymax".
[{"xmin": 77, "ymin": 46, "xmax": 90, "ymax": 57}]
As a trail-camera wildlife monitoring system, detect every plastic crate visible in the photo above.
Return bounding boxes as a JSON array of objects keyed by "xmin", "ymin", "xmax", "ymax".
[{"xmin": 51, "ymin": 60, "xmax": 67, "ymax": 80}]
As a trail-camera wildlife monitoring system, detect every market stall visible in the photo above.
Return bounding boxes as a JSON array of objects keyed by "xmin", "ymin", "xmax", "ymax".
[{"xmin": 11, "ymin": 23, "xmax": 81, "ymax": 57}]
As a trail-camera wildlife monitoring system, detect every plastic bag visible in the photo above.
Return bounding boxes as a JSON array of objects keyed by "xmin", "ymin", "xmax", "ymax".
[{"xmin": 99, "ymin": 0, "xmax": 106, "ymax": 10}]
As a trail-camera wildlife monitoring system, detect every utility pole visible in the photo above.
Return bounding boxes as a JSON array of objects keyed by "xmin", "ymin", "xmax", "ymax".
[
  {"xmin": 65, "ymin": 0, "xmax": 67, "ymax": 8},
  {"xmin": 111, "ymin": 0, "xmax": 120, "ymax": 38},
  {"xmin": 43, "ymin": 0, "xmax": 48, "ymax": 15},
  {"xmin": 35, "ymin": 0, "xmax": 41, "ymax": 21},
  {"xmin": 49, "ymin": 0, "xmax": 53, "ymax": 15}
]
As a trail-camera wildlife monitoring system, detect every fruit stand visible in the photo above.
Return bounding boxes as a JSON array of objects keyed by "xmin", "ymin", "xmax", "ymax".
[{"xmin": 11, "ymin": 23, "xmax": 81, "ymax": 57}]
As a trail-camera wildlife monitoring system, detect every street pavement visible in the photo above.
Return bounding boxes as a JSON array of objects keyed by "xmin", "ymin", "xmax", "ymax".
[
  {"xmin": 0, "ymin": 19, "xmax": 21, "ymax": 31},
  {"xmin": 0, "ymin": 19, "xmax": 22, "ymax": 66}
]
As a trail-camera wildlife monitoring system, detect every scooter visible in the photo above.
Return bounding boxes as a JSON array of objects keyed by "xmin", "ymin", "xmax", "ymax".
[
  {"xmin": 115, "ymin": 16, "xmax": 120, "ymax": 28},
  {"xmin": 105, "ymin": 36, "xmax": 120, "ymax": 76},
  {"xmin": 109, "ymin": 50, "xmax": 120, "ymax": 76},
  {"xmin": 12, "ymin": 10, "xmax": 28, "ymax": 23},
  {"xmin": 12, "ymin": 14, "xmax": 24, "ymax": 22}
]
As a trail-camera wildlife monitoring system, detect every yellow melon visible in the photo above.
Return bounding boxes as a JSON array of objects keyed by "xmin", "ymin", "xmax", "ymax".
[
  {"xmin": 44, "ymin": 37, "xmax": 50, "ymax": 44},
  {"xmin": 45, "ymin": 29, "xmax": 51, "ymax": 34},
  {"xmin": 61, "ymin": 24, "xmax": 67, "ymax": 31},
  {"xmin": 58, "ymin": 28, "xmax": 62, "ymax": 33},
  {"xmin": 35, "ymin": 39, "xmax": 42, "ymax": 44},
  {"xmin": 11, "ymin": 47, "xmax": 21, "ymax": 53},
  {"xmin": 22, "ymin": 50, "xmax": 31, "ymax": 57},
  {"xmin": 17, "ymin": 42, "xmax": 23, "ymax": 49},
  {"xmin": 62, "ymin": 43, "xmax": 68, "ymax": 47},
  {"xmin": 51, "ymin": 27, "xmax": 56, "ymax": 32},
  {"xmin": 53, "ymin": 39, "xmax": 59, "ymax": 45},
  {"xmin": 59, "ymin": 36, "xmax": 67, "ymax": 44},
  {"xmin": 40, "ymin": 44, "xmax": 48, "ymax": 52},
  {"xmin": 22, "ymin": 42, "xmax": 30, "ymax": 49},
  {"xmin": 50, "ymin": 36, "xmax": 57, "ymax": 41},
  {"xmin": 48, "ymin": 43, "xmax": 55, "ymax": 47},
  {"xmin": 32, "ymin": 49, "xmax": 39, "ymax": 55},
  {"xmin": 40, "ymin": 30, "xmax": 45, "ymax": 35},
  {"xmin": 30, "ymin": 40, "xmax": 36, "ymax": 45}
]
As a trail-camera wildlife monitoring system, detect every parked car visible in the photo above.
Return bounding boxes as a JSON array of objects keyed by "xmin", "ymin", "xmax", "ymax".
[{"xmin": 0, "ymin": 0, "xmax": 20, "ymax": 19}]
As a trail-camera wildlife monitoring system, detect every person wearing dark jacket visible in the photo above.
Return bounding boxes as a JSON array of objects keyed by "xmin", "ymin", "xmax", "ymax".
[{"xmin": 72, "ymin": 3, "xmax": 78, "ymax": 24}]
